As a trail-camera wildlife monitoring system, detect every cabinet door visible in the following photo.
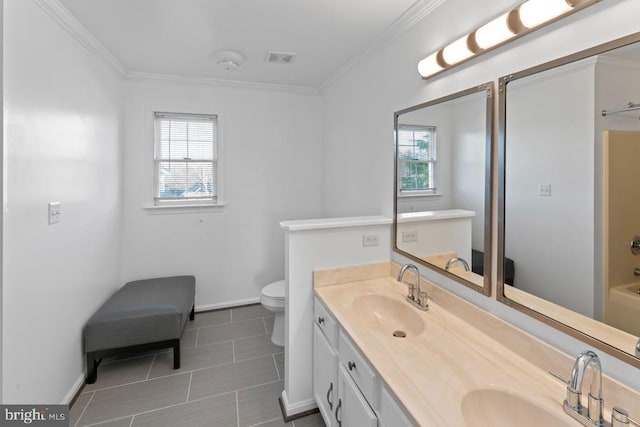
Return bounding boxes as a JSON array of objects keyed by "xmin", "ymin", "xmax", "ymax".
[
  {"xmin": 336, "ymin": 365, "xmax": 377, "ymax": 427},
  {"xmin": 313, "ymin": 324, "xmax": 338, "ymax": 427},
  {"xmin": 378, "ymin": 385, "xmax": 413, "ymax": 427}
]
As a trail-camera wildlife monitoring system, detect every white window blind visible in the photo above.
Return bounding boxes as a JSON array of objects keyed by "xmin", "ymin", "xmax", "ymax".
[
  {"xmin": 154, "ymin": 112, "xmax": 218, "ymax": 205},
  {"xmin": 397, "ymin": 125, "xmax": 437, "ymax": 194}
]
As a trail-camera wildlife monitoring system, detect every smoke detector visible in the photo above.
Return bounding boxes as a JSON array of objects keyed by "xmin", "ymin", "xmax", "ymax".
[
  {"xmin": 266, "ymin": 51, "xmax": 298, "ymax": 64},
  {"xmin": 215, "ymin": 50, "xmax": 245, "ymax": 71}
]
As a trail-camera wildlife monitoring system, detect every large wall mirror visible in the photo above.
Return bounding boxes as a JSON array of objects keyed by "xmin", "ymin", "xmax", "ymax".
[
  {"xmin": 498, "ymin": 32, "xmax": 640, "ymax": 366},
  {"xmin": 394, "ymin": 83, "xmax": 493, "ymax": 296}
]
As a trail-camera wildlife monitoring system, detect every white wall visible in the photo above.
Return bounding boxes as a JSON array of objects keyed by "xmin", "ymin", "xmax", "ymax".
[
  {"xmin": 281, "ymin": 218, "xmax": 391, "ymax": 416},
  {"xmin": 505, "ymin": 61, "xmax": 595, "ymax": 317},
  {"xmin": 321, "ymin": 0, "xmax": 640, "ymax": 390},
  {"xmin": 396, "ymin": 212, "xmax": 473, "ymax": 262},
  {"xmin": 0, "ymin": 0, "xmax": 4, "ymax": 403},
  {"xmin": 120, "ymin": 78, "xmax": 323, "ymax": 308},
  {"xmin": 450, "ymin": 96, "xmax": 486, "ymax": 251},
  {"xmin": 3, "ymin": 0, "xmax": 123, "ymax": 403}
]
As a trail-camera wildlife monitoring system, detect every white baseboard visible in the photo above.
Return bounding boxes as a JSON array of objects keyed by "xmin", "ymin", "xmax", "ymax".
[
  {"xmin": 63, "ymin": 369, "xmax": 86, "ymax": 405},
  {"xmin": 280, "ymin": 390, "xmax": 318, "ymax": 418},
  {"xmin": 196, "ymin": 297, "xmax": 260, "ymax": 312}
]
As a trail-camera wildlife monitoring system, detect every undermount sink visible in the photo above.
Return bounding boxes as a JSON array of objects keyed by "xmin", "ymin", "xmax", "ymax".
[
  {"xmin": 461, "ymin": 388, "xmax": 572, "ymax": 427},
  {"xmin": 352, "ymin": 293, "xmax": 442, "ymax": 339}
]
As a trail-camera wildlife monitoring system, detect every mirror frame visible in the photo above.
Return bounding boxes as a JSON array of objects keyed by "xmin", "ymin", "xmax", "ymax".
[
  {"xmin": 497, "ymin": 32, "xmax": 640, "ymax": 368},
  {"xmin": 393, "ymin": 82, "xmax": 494, "ymax": 296}
]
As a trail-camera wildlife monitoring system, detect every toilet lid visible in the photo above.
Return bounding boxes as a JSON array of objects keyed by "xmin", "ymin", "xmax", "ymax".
[{"xmin": 263, "ymin": 280, "xmax": 285, "ymax": 299}]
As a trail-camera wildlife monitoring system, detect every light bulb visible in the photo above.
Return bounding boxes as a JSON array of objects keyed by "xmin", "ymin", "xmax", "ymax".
[
  {"xmin": 418, "ymin": 52, "xmax": 443, "ymax": 78},
  {"xmin": 475, "ymin": 12, "xmax": 516, "ymax": 49},
  {"xmin": 442, "ymin": 35, "xmax": 474, "ymax": 65},
  {"xmin": 519, "ymin": 0, "xmax": 573, "ymax": 29}
]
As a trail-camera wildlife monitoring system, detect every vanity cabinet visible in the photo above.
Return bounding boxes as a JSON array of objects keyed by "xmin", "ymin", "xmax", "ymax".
[
  {"xmin": 313, "ymin": 324, "xmax": 338, "ymax": 426},
  {"xmin": 313, "ymin": 297, "xmax": 414, "ymax": 427}
]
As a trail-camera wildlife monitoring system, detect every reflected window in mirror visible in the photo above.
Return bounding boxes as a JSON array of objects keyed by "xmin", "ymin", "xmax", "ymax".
[
  {"xmin": 394, "ymin": 83, "xmax": 493, "ymax": 296},
  {"xmin": 397, "ymin": 125, "xmax": 437, "ymax": 195},
  {"xmin": 498, "ymin": 32, "xmax": 640, "ymax": 367}
]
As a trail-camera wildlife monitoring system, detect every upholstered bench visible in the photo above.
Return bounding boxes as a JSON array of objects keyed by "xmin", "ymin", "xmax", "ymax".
[{"xmin": 83, "ymin": 275, "xmax": 195, "ymax": 384}]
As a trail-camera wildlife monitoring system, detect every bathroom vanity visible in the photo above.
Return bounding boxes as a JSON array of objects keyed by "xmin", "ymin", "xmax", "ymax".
[{"xmin": 312, "ymin": 262, "xmax": 640, "ymax": 426}]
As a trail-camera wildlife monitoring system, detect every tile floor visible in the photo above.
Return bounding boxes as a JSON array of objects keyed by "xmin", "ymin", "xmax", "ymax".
[{"xmin": 69, "ymin": 304, "xmax": 326, "ymax": 427}]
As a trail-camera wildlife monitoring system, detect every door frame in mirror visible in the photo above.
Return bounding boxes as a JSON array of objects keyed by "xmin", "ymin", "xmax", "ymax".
[
  {"xmin": 497, "ymin": 32, "xmax": 640, "ymax": 368},
  {"xmin": 393, "ymin": 82, "xmax": 494, "ymax": 297}
]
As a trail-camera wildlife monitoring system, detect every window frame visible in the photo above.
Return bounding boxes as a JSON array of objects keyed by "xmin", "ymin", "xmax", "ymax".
[
  {"xmin": 396, "ymin": 124, "xmax": 438, "ymax": 197},
  {"xmin": 149, "ymin": 110, "xmax": 224, "ymax": 210}
]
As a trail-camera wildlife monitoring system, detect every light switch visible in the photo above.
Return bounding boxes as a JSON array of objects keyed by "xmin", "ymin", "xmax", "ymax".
[
  {"xmin": 538, "ymin": 184, "xmax": 551, "ymax": 196},
  {"xmin": 48, "ymin": 202, "xmax": 61, "ymax": 225}
]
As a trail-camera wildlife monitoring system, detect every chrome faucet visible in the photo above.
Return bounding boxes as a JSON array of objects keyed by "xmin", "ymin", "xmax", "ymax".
[
  {"xmin": 397, "ymin": 264, "xmax": 428, "ymax": 311},
  {"xmin": 553, "ymin": 351, "xmax": 639, "ymax": 427},
  {"xmin": 566, "ymin": 350, "xmax": 604, "ymax": 425},
  {"xmin": 445, "ymin": 257, "xmax": 470, "ymax": 272}
]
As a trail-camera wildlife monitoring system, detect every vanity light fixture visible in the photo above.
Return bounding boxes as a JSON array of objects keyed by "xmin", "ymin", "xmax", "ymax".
[
  {"xmin": 473, "ymin": 12, "xmax": 517, "ymax": 50},
  {"xmin": 418, "ymin": 0, "xmax": 601, "ymax": 79},
  {"xmin": 442, "ymin": 35, "xmax": 475, "ymax": 65},
  {"xmin": 518, "ymin": 0, "xmax": 573, "ymax": 29}
]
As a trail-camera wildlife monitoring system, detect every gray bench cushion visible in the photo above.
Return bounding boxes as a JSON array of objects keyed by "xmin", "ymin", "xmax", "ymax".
[{"xmin": 84, "ymin": 275, "xmax": 195, "ymax": 352}]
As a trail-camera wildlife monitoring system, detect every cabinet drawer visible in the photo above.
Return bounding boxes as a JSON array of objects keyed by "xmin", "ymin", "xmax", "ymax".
[
  {"xmin": 314, "ymin": 298, "xmax": 338, "ymax": 348},
  {"xmin": 339, "ymin": 331, "xmax": 379, "ymax": 410},
  {"xmin": 379, "ymin": 385, "xmax": 413, "ymax": 427},
  {"xmin": 337, "ymin": 365, "xmax": 377, "ymax": 427}
]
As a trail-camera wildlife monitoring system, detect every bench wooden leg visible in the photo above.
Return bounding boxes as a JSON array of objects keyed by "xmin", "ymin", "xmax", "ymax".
[
  {"xmin": 86, "ymin": 353, "xmax": 98, "ymax": 384},
  {"xmin": 190, "ymin": 305, "xmax": 195, "ymax": 321},
  {"xmin": 172, "ymin": 339, "xmax": 181, "ymax": 369}
]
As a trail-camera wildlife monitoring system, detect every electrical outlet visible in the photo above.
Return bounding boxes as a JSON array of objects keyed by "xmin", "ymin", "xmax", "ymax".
[
  {"xmin": 402, "ymin": 231, "xmax": 417, "ymax": 242},
  {"xmin": 538, "ymin": 184, "xmax": 551, "ymax": 196},
  {"xmin": 48, "ymin": 202, "xmax": 61, "ymax": 225},
  {"xmin": 363, "ymin": 234, "xmax": 380, "ymax": 247}
]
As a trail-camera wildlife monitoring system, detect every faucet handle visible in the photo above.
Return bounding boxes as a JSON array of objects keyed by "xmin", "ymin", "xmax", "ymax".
[
  {"xmin": 613, "ymin": 407, "xmax": 640, "ymax": 427},
  {"xmin": 419, "ymin": 291, "xmax": 429, "ymax": 308},
  {"xmin": 407, "ymin": 284, "xmax": 415, "ymax": 300}
]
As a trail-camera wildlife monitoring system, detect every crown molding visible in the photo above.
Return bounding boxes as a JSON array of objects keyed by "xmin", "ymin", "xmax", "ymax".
[
  {"xmin": 125, "ymin": 71, "xmax": 320, "ymax": 95},
  {"xmin": 319, "ymin": 0, "xmax": 446, "ymax": 92},
  {"xmin": 32, "ymin": 0, "xmax": 443, "ymax": 93},
  {"xmin": 32, "ymin": 0, "xmax": 126, "ymax": 75}
]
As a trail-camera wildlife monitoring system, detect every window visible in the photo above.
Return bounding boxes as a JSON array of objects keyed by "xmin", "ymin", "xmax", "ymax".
[
  {"xmin": 397, "ymin": 125, "xmax": 437, "ymax": 195},
  {"xmin": 153, "ymin": 112, "xmax": 218, "ymax": 206}
]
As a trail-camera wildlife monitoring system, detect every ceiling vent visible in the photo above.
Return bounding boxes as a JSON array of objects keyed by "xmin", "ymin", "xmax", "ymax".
[{"xmin": 266, "ymin": 51, "xmax": 298, "ymax": 64}]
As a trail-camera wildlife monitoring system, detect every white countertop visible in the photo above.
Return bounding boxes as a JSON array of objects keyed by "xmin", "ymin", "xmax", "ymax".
[{"xmin": 280, "ymin": 215, "xmax": 391, "ymax": 231}]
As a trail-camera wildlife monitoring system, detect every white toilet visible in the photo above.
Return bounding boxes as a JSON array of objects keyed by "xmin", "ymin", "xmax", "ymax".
[{"xmin": 261, "ymin": 280, "xmax": 285, "ymax": 346}]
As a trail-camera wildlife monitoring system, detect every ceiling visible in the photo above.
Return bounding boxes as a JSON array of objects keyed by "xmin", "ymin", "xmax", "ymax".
[{"xmin": 57, "ymin": 0, "xmax": 430, "ymax": 89}]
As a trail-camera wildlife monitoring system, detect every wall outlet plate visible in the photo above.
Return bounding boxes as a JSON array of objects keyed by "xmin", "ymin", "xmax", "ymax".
[
  {"xmin": 363, "ymin": 234, "xmax": 380, "ymax": 247},
  {"xmin": 48, "ymin": 202, "xmax": 61, "ymax": 225},
  {"xmin": 538, "ymin": 183, "xmax": 551, "ymax": 196},
  {"xmin": 402, "ymin": 231, "xmax": 417, "ymax": 242}
]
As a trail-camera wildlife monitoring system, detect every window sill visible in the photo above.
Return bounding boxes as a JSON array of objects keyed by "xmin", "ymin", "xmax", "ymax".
[
  {"xmin": 397, "ymin": 192, "xmax": 443, "ymax": 199},
  {"xmin": 144, "ymin": 202, "xmax": 225, "ymax": 214}
]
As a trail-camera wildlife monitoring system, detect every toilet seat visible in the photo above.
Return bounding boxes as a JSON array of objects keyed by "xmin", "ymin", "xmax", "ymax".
[{"xmin": 261, "ymin": 280, "xmax": 285, "ymax": 308}]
